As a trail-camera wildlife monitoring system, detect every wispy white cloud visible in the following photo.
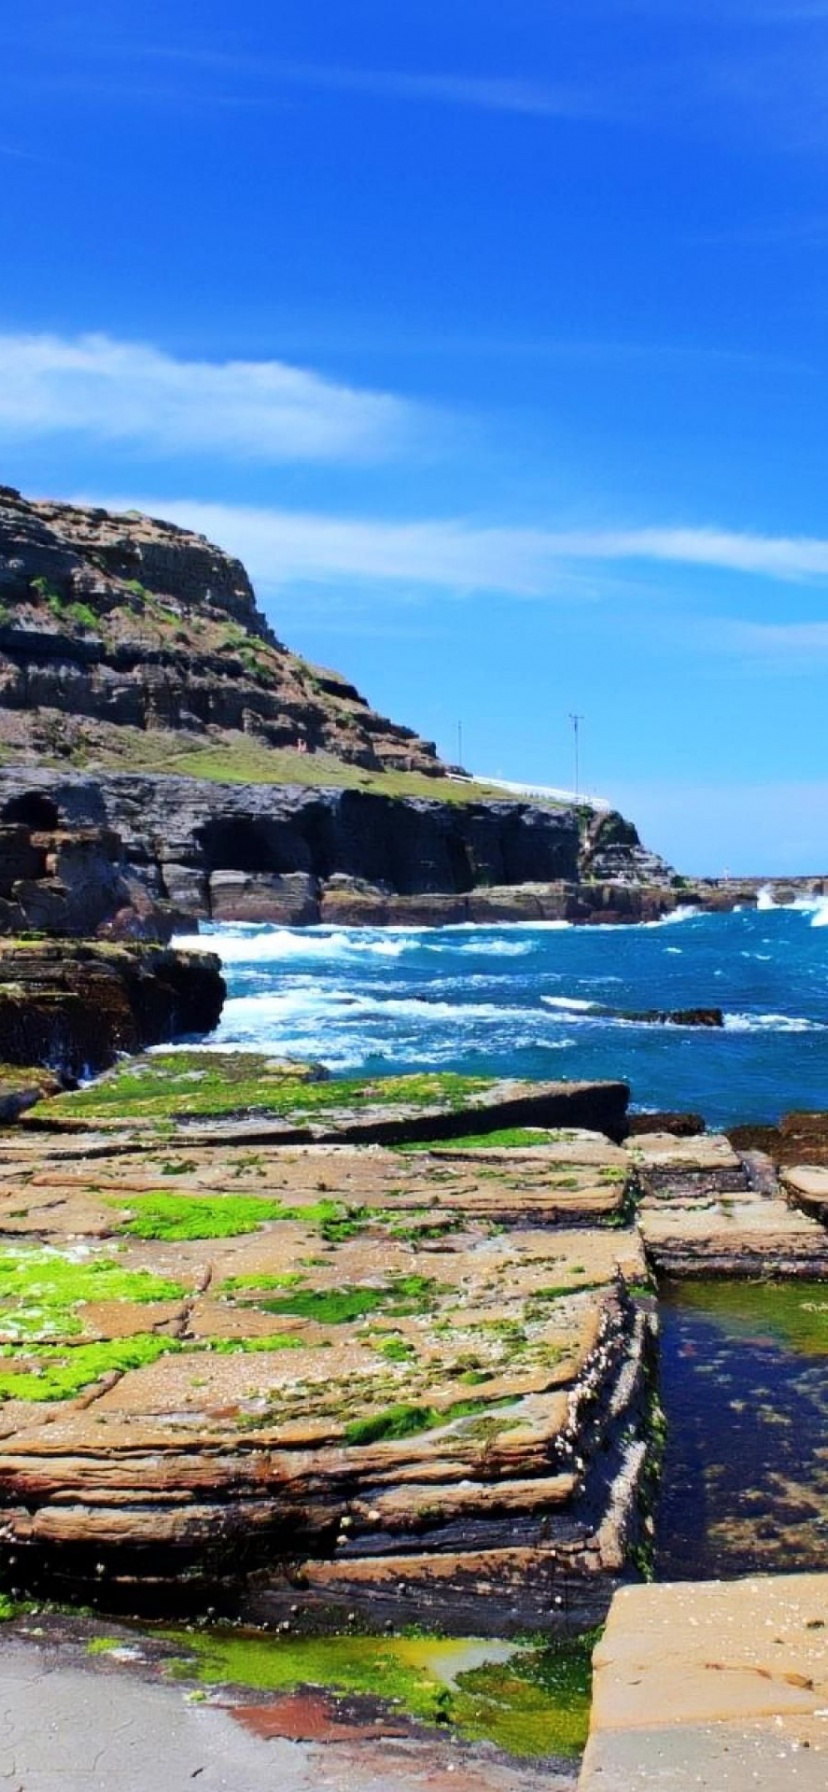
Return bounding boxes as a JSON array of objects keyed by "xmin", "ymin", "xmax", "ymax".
[
  {"xmin": 0, "ymin": 332, "xmax": 416, "ymax": 464},
  {"xmin": 716, "ymin": 619, "xmax": 828, "ymax": 654},
  {"xmin": 130, "ymin": 46, "xmax": 603, "ymax": 121},
  {"xmin": 82, "ymin": 498, "xmax": 828, "ymax": 597},
  {"xmin": 269, "ymin": 62, "xmax": 602, "ymax": 120}
]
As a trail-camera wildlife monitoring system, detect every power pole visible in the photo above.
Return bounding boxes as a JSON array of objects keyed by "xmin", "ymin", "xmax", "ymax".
[
  {"xmin": 457, "ymin": 720, "xmax": 463, "ymax": 765},
  {"xmin": 569, "ymin": 713, "xmax": 584, "ymax": 803}
]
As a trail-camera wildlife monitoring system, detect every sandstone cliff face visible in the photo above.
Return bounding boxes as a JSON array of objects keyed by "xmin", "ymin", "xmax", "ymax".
[{"xmin": 0, "ymin": 486, "xmax": 443, "ymax": 775}]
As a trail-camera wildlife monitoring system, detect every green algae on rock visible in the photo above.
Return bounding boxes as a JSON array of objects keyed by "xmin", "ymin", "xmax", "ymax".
[
  {"xmin": 34, "ymin": 1056, "xmax": 630, "ymax": 1150},
  {"xmin": 42, "ymin": 1057, "xmax": 490, "ymax": 1126},
  {"xmin": 0, "ymin": 1332, "xmax": 181, "ymax": 1401},
  {"xmin": 0, "ymin": 1248, "xmax": 187, "ymax": 1340}
]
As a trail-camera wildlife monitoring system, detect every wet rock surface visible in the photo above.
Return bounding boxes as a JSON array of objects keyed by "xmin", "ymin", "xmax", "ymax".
[
  {"xmin": 0, "ymin": 941, "xmax": 225, "ymax": 1077},
  {"xmin": 0, "ymin": 1617, "xmax": 577, "ymax": 1791}
]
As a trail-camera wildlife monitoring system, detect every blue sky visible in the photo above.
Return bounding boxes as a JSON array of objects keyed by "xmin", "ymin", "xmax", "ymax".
[{"xmin": 3, "ymin": 0, "xmax": 828, "ymax": 872}]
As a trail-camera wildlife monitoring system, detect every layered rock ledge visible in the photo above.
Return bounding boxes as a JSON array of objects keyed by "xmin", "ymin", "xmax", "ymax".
[
  {"xmin": 0, "ymin": 1062, "xmax": 655, "ymax": 1630},
  {"xmin": 0, "ymin": 941, "xmax": 224, "ymax": 1078}
]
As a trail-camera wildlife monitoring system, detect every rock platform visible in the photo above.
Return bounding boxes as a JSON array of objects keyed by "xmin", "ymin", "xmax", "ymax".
[
  {"xmin": 632, "ymin": 1132, "xmax": 828, "ymax": 1276},
  {"xmin": 0, "ymin": 1065, "xmax": 655, "ymax": 1631}
]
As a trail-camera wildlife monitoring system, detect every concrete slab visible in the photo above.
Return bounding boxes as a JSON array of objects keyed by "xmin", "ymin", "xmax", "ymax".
[
  {"xmin": 579, "ymin": 1574, "xmax": 828, "ymax": 1790},
  {"xmin": 0, "ymin": 1638, "xmax": 567, "ymax": 1792}
]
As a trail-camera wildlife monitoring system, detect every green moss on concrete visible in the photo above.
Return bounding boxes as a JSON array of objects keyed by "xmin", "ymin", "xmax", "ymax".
[
  {"xmin": 248, "ymin": 1274, "xmax": 440, "ymax": 1326},
  {"xmin": 110, "ymin": 1193, "xmax": 367, "ymax": 1242},
  {"xmin": 371, "ymin": 1333, "xmax": 418, "ymax": 1362},
  {"xmin": 0, "ymin": 1248, "xmax": 187, "ymax": 1341},
  {"xmin": 162, "ymin": 1625, "xmax": 595, "ymax": 1758},
  {"xmin": 400, "ymin": 1127, "xmax": 568, "ymax": 1153},
  {"xmin": 217, "ymin": 1272, "xmax": 303, "ymax": 1294},
  {"xmin": 343, "ymin": 1394, "xmax": 516, "ymax": 1447}
]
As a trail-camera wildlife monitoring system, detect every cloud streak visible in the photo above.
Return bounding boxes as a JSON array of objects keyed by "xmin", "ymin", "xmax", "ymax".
[
  {"xmin": 269, "ymin": 62, "xmax": 602, "ymax": 120},
  {"xmin": 0, "ymin": 332, "xmax": 416, "ymax": 464},
  {"xmin": 718, "ymin": 619, "xmax": 828, "ymax": 654},
  {"xmin": 83, "ymin": 498, "xmax": 828, "ymax": 597}
]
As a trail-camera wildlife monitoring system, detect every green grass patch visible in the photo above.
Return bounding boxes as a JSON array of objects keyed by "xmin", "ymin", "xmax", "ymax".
[{"xmin": 0, "ymin": 1248, "xmax": 187, "ymax": 1341}]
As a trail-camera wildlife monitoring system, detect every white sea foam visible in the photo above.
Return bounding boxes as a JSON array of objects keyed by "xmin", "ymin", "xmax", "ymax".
[
  {"xmin": 753, "ymin": 889, "xmax": 828, "ymax": 922},
  {"xmin": 541, "ymin": 996, "xmax": 601, "ymax": 1012},
  {"xmin": 723, "ymin": 1012, "xmax": 826, "ymax": 1033},
  {"xmin": 219, "ymin": 988, "xmax": 544, "ymax": 1030}
]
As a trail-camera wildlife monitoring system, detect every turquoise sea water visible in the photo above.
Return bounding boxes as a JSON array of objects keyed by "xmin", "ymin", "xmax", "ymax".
[{"xmin": 178, "ymin": 899, "xmax": 828, "ymax": 1127}]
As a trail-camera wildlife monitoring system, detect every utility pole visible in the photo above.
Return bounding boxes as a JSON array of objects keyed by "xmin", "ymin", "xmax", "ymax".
[
  {"xmin": 569, "ymin": 713, "xmax": 584, "ymax": 803},
  {"xmin": 457, "ymin": 720, "xmax": 463, "ymax": 765}
]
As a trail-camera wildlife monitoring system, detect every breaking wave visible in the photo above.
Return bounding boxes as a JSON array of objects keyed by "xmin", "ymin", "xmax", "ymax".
[{"xmin": 173, "ymin": 905, "xmax": 828, "ymax": 1126}]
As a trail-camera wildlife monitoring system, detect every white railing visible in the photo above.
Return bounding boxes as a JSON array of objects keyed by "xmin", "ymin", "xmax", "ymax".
[{"xmin": 458, "ymin": 775, "xmax": 611, "ymax": 812}]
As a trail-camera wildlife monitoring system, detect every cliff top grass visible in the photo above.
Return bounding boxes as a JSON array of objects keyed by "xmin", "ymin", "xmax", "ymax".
[{"xmin": 0, "ymin": 718, "xmax": 561, "ymax": 806}]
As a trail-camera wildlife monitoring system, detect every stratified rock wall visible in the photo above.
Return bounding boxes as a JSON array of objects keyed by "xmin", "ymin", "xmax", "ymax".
[
  {"xmin": 0, "ymin": 768, "xmax": 583, "ymax": 914},
  {"xmin": 0, "ymin": 487, "xmax": 443, "ymax": 773}
]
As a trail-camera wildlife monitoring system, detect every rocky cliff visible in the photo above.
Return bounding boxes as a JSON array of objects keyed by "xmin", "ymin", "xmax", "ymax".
[
  {"xmin": 0, "ymin": 486, "xmax": 444, "ymax": 776},
  {"xmin": 0, "ymin": 766, "xmax": 687, "ymax": 926},
  {"xmin": 0, "ymin": 486, "xmax": 683, "ymax": 924}
]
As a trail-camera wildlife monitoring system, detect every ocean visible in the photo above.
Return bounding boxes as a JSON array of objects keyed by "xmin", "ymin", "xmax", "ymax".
[{"xmin": 176, "ymin": 896, "xmax": 828, "ymax": 1128}]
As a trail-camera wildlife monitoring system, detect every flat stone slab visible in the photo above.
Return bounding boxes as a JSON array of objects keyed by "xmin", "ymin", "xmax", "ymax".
[
  {"xmin": 638, "ymin": 1193, "xmax": 828, "ymax": 1276},
  {"xmin": 580, "ymin": 1574, "xmax": 828, "ymax": 1790},
  {"xmin": 630, "ymin": 1137, "xmax": 828, "ymax": 1276},
  {"xmin": 783, "ymin": 1165, "xmax": 828, "ymax": 1221},
  {"xmin": 628, "ymin": 1133, "xmax": 743, "ymax": 1173},
  {"xmin": 0, "ymin": 1136, "xmax": 633, "ymax": 1235},
  {"xmin": 23, "ymin": 1056, "xmax": 629, "ymax": 1147}
]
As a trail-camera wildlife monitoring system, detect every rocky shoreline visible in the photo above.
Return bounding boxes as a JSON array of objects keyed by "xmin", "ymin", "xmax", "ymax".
[{"xmin": 0, "ymin": 764, "xmax": 812, "ymax": 935}]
